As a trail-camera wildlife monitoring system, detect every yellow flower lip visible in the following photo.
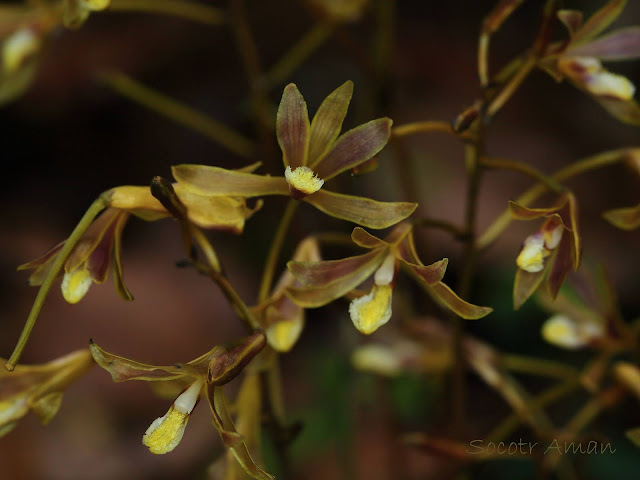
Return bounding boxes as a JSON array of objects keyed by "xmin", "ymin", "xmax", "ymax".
[
  {"xmin": 516, "ymin": 233, "xmax": 549, "ymax": 273},
  {"xmin": 284, "ymin": 166, "xmax": 324, "ymax": 199},
  {"xmin": 142, "ymin": 379, "xmax": 203, "ymax": 455},
  {"xmin": 349, "ymin": 284, "xmax": 393, "ymax": 335}
]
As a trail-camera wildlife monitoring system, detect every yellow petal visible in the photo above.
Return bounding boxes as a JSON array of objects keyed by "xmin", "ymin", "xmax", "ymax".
[
  {"xmin": 61, "ymin": 266, "xmax": 93, "ymax": 304},
  {"xmin": 349, "ymin": 284, "xmax": 393, "ymax": 334}
]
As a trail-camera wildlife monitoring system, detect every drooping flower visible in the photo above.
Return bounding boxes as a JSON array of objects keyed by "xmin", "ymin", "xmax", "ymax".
[
  {"xmin": 253, "ymin": 237, "xmax": 321, "ymax": 352},
  {"xmin": 172, "ymin": 81, "xmax": 417, "ymax": 229},
  {"xmin": 285, "ymin": 223, "xmax": 492, "ymax": 335},
  {"xmin": 510, "ymin": 192, "xmax": 581, "ymax": 309},
  {"xmin": 538, "ymin": 0, "xmax": 640, "ymax": 124},
  {"xmin": 0, "ymin": 349, "xmax": 93, "ymax": 437},
  {"xmin": 18, "ymin": 183, "xmax": 261, "ymax": 304},
  {"xmin": 90, "ymin": 332, "xmax": 273, "ymax": 480},
  {"xmin": 536, "ymin": 268, "xmax": 632, "ymax": 351}
]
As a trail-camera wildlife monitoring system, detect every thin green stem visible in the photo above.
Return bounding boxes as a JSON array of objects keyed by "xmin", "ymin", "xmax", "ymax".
[
  {"xmin": 391, "ymin": 121, "xmax": 456, "ymax": 138},
  {"xmin": 257, "ymin": 199, "xmax": 299, "ymax": 303},
  {"xmin": 481, "ymin": 156, "xmax": 564, "ymax": 193},
  {"xmin": 108, "ymin": 0, "xmax": 226, "ymax": 25},
  {"xmin": 502, "ymin": 354, "xmax": 579, "ymax": 380},
  {"xmin": 6, "ymin": 193, "xmax": 109, "ymax": 371},
  {"xmin": 477, "ymin": 148, "xmax": 637, "ymax": 250},
  {"xmin": 100, "ymin": 72, "xmax": 255, "ymax": 158}
]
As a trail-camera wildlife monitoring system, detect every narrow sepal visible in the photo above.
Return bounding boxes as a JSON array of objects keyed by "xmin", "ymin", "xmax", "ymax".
[
  {"xmin": 172, "ymin": 165, "xmax": 289, "ymax": 197},
  {"xmin": 304, "ymin": 189, "xmax": 417, "ymax": 229},
  {"xmin": 603, "ymin": 203, "xmax": 640, "ymax": 230},
  {"xmin": 277, "ymin": 83, "xmax": 310, "ymax": 169},
  {"xmin": 429, "ymin": 282, "xmax": 493, "ymax": 319},
  {"xmin": 314, "ymin": 118, "xmax": 392, "ymax": 181},
  {"xmin": 308, "ymin": 81, "xmax": 353, "ymax": 165}
]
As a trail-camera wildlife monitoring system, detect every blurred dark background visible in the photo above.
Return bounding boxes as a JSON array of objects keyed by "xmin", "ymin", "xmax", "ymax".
[{"xmin": 1, "ymin": 1, "xmax": 639, "ymax": 479}]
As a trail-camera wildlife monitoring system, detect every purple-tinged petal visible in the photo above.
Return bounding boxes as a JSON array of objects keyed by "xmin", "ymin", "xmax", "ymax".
[
  {"xmin": 547, "ymin": 234, "xmax": 573, "ymax": 299},
  {"xmin": 429, "ymin": 282, "xmax": 493, "ymax": 319},
  {"xmin": 17, "ymin": 241, "xmax": 65, "ymax": 286},
  {"xmin": 287, "ymin": 250, "xmax": 388, "ymax": 308},
  {"xmin": 308, "ymin": 81, "xmax": 353, "ymax": 166},
  {"xmin": 172, "ymin": 165, "xmax": 289, "ymax": 197},
  {"xmin": 288, "ymin": 249, "xmax": 384, "ymax": 288},
  {"xmin": 572, "ymin": 0, "xmax": 627, "ymax": 44},
  {"xmin": 65, "ymin": 207, "xmax": 121, "ymax": 273},
  {"xmin": 304, "ymin": 189, "xmax": 417, "ymax": 229},
  {"xmin": 568, "ymin": 27, "xmax": 640, "ymax": 60},
  {"xmin": 277, "ymin": 84, "xmax": 310, "ymax": 169},
  {"xmin": 402, "ymin": 258, "xmax": 448, "ymax": 286},
  {"xmin": 314, "ymin": 118, "xmax": 392, "ymax": 180},
  {"xmin": 89, "ymin": 341, "xmax": 188, "ymax": 382},
  {"xmin": 351, "ymin": 227, "xmax": 386, "ymax": 249},
  {"xmin": 603, "ymin": 203, "xmax": 640, "ymax": 230},
  {"xmin": 112, "ymin": 211, "xmax": 133, "ymax": 301}
]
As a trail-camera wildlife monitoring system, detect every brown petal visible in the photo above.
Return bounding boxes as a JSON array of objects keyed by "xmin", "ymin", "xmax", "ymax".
[
  {"xmin": 572, "ymin": 0, "xmax": 627, "ymax": 43},
  {"xmin": 308, "ymin": 81, "xmax": 353, "ymax": 166},
  {"xmin": 89, "ymin": 341, "xmax": 188, "ymax": 382},
  {"xmin": 314, "ymin": 118, "xmax": 392, "ymax": 180},
  {"xmin": 288, "ymin": 249, "xmax": 385, "ymax": 287},
  {"xmin": 351, "ymin": 227, "xmax": 386, "ymax": 249},
  {"xmin": 602, "ymin": 203, "xmax": 640, "ymax": 230},
  {"xmin": 172, "ymin": 165, "xmax": 289, "ymax": 197},
  {"xmin": 547, "ymin": 234, "xmax": 573, "ymax": 299},
  {"xmin": 208, "ymin": 332, "xmax": 266, "ymax": 386},
  {"xmin": 287, "ymin": 250, "xmax": 388, "ymax": 308},
  {"xmin": 513, "ymin": 262, "xmax": 549, "ymax": 310},
  {"xmin": 87, "ymin": 211, "xmax": 128, "ymax": 283},
  {"xmin": 17, "ymin": 240, "xmax": 65, "ymax": 286},
  {"xmin": 568, "ymin": 27, "xmax": 640, "ymax": 60},
  {"xmin": 112, "ymin": 212, "xmax": 134, "ymax": 301},
  {"xmin": 429, "ymin": 282, "xmax": 493, "ymax": 319},
  {"xmin": 402, "ymin": 258, "xmax": 448, "ymax": 286},
  {"xmin": 65, "ymin": 207, "xmax": 122, "ymax": 273},
  {"xmin": 304, "ymin": 189, "xmax": 417, "ymax": 229},
  {"xmin": 277, "ymin": 83, "xmax": 310, "ymax": 169}
]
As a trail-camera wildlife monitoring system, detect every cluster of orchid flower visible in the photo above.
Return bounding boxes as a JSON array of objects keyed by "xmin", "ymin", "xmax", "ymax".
[
  {"xmin": 2, "ymin": 0, "xmax": 640, "ymax": 478},
  {"xmin": 1, "ymin": 81, "xmax": 491, "ymax": 478}
]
